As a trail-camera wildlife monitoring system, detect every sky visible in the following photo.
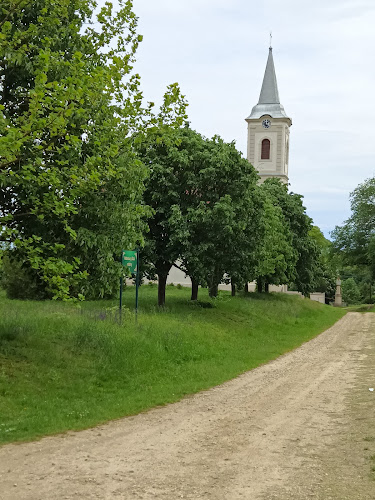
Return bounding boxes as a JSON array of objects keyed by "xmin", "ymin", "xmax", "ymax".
[{"xmin": 124, "ymin": 0, "xmax": 375, "ymax": 237}]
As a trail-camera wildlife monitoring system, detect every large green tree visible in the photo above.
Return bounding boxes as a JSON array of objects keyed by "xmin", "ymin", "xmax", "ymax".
[
  {"xmin": 332, "ymin": 177, "xmax": 375, "ymax": 282},
  {"xmin": 0, "ymin": 0, "xmax": 147, "ymax": 299},
  {"xmin": 135, "ymin": 126, "xmax": 204, "ymax": 306},
  {"xmin": 257, "ymin": 179, "xmax": 319, "ymax": 294},
  {"xmin": 331, "ymin": 177, "xmax": 375, "ymax": 303},
  {"xmin": 172, "ymin": 136, "xmax": 260, "ymax": 299},
  {"xmin": 253, "ymin": 190, "xmax": 295, "ymax": 292},
  {"xmin": 0, "ymin": 0, "xmax": 185, "ymax": 300},
  {"xmin": 309, "ymin": 226, "xmax": 336, "ymax": 301},
  {"xmin": 136, "ymin": 127, "xmax": 260, "ymax": 305}
]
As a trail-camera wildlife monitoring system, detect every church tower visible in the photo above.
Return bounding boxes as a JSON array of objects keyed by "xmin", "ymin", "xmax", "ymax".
[{"xmin": 246, "ymin": 46, "xmax": 292, "ymax": 184}]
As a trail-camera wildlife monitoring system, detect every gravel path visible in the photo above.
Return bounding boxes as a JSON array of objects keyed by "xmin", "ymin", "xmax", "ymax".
[{"xmin": 1, "ymin": 312, "xmax": 374, "ymax": 499}]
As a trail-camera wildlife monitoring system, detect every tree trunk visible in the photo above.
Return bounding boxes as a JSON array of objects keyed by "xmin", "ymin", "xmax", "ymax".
[
  {"xmin": 209, "ymin": 283, "xmax": 218, "ymax": 298},
  {"xmin": 265, "ymin": 282, "xmax": 269, "ymax": 293},
  {"xmin": 158, "ymin": 274, "xmax": 168, "ymax": 307},
  {"xmin": 231, "ymin": 281, "xmax": 236, "ymax": 296},
  {"xmin": 257, "ymin": 278, "xmax": 263, "ymax": 293},
  {"xmin": 244, "ymin": 282, "xmax": 249, "ymax": 293},
  {"xmin": 191, "ymin": 279, "xmax": 199, "ymax": 301}
]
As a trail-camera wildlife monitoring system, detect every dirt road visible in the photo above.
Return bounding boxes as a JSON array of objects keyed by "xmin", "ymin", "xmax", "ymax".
[{"xmin": 1, "ymin": 312, "xmax": 375, "ymax": 499}]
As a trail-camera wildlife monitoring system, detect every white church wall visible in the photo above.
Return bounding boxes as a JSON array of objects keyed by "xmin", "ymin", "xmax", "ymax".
[{"xmin": 166, "ymin": 265, "xmax": 191, "ymax": 286}]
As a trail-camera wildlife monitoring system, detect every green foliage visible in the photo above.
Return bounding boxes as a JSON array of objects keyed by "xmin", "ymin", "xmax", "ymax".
[
  {"xmin": 0, "ymin": 0, "xmax": 319, "ymax": 303},
  {"xmin": 254, "ymin": 190, "xmax": 295, "ymax": 289},
  {"xmin": 172, "ymin": 134, "xmax": 261, "ymax": 296},
  {"xmin": 342, "ymin": 277, "xmax": 361, "ymax": 305},
  {"xmin": 0, "ymin": 0, "xmax": 150, "ymax": 299},
  {"xmin": 136, "ymin": 125, "xmax": 260, "ymax": 303},
  {"xmin": 309, "ymin": 226, "xmax": 331, "ymax": 251},
  {"xmin": 331, "ymin": 177, "xmax": 375, "ymax": 302},
  {"xmin": 67, "ymin": 151, "xmax": 150, "ymax": 299},
  {"xmin": 0, "ymin": 287, "xmax": 345, "ymax": 444},
  {"xmin": 256, "ymin": 179, "xmax": 319, "ymax": 294},
  {"xmin": 136, "ymin": 124, "xmax": 196, "ymax": 276},
  {"xmin": 1, "ymin": 254, "xmax": 46, "ymax": 299},
  {"xmin": 332, "ymin": 177, "xmax": 375, "ymax": 276},
  {"xmin": 308, "ymin": 226, "xmax": 335, "ymax": 299}
]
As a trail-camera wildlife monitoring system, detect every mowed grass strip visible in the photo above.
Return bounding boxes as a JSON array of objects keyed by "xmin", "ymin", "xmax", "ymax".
[{"xmin": 0, "ymin": 286, "xmax": 345, "ymax": 445}]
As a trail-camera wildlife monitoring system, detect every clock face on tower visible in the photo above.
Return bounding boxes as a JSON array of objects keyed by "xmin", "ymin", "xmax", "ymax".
[
  {"xmin": 262, "ymin": 119, "xmax": 271, "ymax": 129},
  {"xmin": 262, "ymin": 119, "xmax": 271, "ymax": 128}
]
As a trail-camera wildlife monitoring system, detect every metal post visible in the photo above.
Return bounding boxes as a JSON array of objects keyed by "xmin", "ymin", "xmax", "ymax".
[
  {"xmin": 135, "ymin": 248, "xmax": 140, "ymax": 320},
  {"xmin": 119, "ymin": 276, "xmax": 123, "ymax": 323}
]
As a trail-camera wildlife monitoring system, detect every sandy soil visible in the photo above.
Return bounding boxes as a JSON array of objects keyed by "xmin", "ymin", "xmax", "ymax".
[{"xmin": 1, "ymin": 312, "xmax": 375, "ymax": 500}]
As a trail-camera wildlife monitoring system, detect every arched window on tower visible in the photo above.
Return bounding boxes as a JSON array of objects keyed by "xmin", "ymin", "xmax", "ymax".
[{"xmin": 261, "ymin": 139, "xmax": 270, "ymax": 159}]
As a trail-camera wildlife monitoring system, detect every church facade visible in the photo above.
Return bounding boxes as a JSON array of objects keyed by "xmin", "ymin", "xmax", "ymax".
[{"xmin": 246, "ymin": 47, "xmax": 291, "ymax": 184}]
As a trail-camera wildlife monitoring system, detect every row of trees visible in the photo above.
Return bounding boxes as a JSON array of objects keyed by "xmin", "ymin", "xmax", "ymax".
[
  {"xmin": 331, "ymin": 177, "xmax": 375, "ymax": 304},
  {"xmin": 136, "ymin": 126, "xmax": 321, "ymax": 305},
  {"xmin": 0, "ymin": 0, "xmax": 322, "ymax": 305}
]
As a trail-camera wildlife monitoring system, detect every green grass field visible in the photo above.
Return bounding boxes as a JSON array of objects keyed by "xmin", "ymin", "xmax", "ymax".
[{"xmin": 0, "ymin": 286, "xmax": 345, "ymax": 445}]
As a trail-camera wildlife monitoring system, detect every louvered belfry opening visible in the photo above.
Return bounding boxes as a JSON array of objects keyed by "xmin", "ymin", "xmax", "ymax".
[{"xmin": 261, "ymin": 139, "xmax": 270, "ymax": 159}]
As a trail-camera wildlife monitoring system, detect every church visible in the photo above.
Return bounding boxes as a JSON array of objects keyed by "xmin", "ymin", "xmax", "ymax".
[
  {"xmin": 167, "ymin": 46, "xmax": 291, "ymax": 288},
  {"xmin": 246, "ymin": 46, "xmax": 291, "ymax": 185}
]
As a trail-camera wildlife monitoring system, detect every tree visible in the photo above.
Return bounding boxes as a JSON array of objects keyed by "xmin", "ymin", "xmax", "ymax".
[
  {"xmin": 308, "ymin": 226, "xmax": 336, "ymax": 301},
  {"xmin": 332, "ymin": 177, "xmax": 375, "ymax": 286},
  {"xmin": 253, "ymin": 191, "xmax": 296, "ymax": 292},
  {"xmin": 257, "ymin": 180, "xmax": 319, "ymax": 295},
  {"xmin": 0, "ymin": 0, "xmax": 146, "ymax": 299},
  {"xmin": 136, "ymin": 127, "xmax": 260, "ymax": 305},
  {"xmin": 172, "ymin": 135, "xmax": 260, "ymax": 299},
  {"xmin": 342, "ymin": 277, "xmax": 361, "ymax": 305},
  {"xmin": 135, "ymin": 124, "xmax": 197, "ymax": 306},
  {"xmin": 0, "ymin": 0, "xmax": 179, "ymax": 299}
]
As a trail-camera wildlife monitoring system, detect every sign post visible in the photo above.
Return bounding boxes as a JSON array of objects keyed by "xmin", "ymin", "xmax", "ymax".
[
  {"xmin": 120, "ymin": 249, "xmax": 140, "ymax": 320},
  {"xmin": 119, "ymin": 276, "xmax": 123, "ymax": 314},
  {"xmin": 122, "ymin": 250, "xmax": 137, "ymax": 274},
  {"xmin": 135, "ymin": 248, "xmax": 140, "ymax": 320}
]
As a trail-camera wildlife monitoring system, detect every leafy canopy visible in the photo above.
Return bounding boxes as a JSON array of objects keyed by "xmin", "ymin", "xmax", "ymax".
[{"xmin": 0, "ymin": 0, "xmax": 187, "ymax": 299}]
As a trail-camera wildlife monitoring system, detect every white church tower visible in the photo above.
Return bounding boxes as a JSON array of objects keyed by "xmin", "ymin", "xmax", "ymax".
[{"xmin": 246, "ymin": 46, "xmax": 292, "ymax": 184}]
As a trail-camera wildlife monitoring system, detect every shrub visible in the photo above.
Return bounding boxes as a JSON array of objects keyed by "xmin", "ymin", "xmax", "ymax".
[
  {"xmin": 342, "ymin": 277, "xmax": 361, "ymax": 305},
  {"xmin": 1, "ymin": 255, "xmax": 47, "ymax": 300}
]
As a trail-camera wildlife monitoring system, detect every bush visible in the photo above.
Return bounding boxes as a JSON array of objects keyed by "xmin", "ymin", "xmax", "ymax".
[
  {"xmin": 1, "ymin": 255, "xmax": 47, "ymax": 300},
  {"xmin": 342, "ymin": 277, "xmax": 361, "ymax": 305}
]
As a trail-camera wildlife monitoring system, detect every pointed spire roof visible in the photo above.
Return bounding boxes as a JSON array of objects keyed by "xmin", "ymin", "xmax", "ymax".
[
  {"xmin": 258, "ymin": 48, "xmax": 280, "ymax": 104},
  {"xmin": 247, "ymin": 47, "xmax": 290, "ymax": 120}
]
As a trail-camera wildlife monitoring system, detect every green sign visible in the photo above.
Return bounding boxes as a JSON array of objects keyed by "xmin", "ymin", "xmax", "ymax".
[{"xmin": 122, "ymin": 250, "xmax": 137, "ymax": 274}]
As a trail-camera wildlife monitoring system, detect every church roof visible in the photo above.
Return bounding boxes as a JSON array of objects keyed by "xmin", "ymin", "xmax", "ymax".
[{"xmin": 247, "ymin": 47, "xmax": 289, "ymax": 120}]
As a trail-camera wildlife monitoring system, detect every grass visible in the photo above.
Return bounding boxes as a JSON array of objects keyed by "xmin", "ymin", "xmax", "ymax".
[
  {"xmin": 0, "ymin": 286, "xmax": 345, "ymax": 445},
  {"xmin": 345, "ymin": 304, "xmax": 375, "ymax": 313}
]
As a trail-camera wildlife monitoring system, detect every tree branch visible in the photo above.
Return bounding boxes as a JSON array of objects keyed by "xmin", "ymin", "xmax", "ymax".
[{"xmin": 0, "ymin": 0, "xmax": 28, "ymax": 29}]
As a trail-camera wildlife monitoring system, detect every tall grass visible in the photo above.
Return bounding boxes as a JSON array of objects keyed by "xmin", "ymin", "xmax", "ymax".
[{"xmin": 0, "ymin": 287, "xmax": 345, "ymax": 444}]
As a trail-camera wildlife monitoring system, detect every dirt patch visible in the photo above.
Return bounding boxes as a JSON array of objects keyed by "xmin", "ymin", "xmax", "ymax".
[{"xmin": 0, "ymin": 312, "xmax": 374, "ymax": 499}]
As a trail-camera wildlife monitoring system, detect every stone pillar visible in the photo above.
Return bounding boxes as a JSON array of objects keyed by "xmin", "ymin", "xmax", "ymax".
[{"xmin": 334, "ymin": 277, "xmax": 342, "ymax": 307}]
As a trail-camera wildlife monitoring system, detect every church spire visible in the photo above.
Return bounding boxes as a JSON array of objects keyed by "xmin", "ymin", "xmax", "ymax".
[
  {"xmin": 245, "ymin": 42, "xmax": 292, "ymax": 185},
  {"xmin": 247, "ymin": 47, "xmax": 289, "ymax": 120},
  {"xmin": 258, "ymin": 48, "xmax": 280, "ymax": 105}
]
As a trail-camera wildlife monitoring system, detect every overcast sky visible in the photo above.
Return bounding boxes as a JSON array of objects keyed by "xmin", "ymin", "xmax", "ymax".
[{"xmin": 127, "ymin": 0, "xmax": 375, "ymax": 237}]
